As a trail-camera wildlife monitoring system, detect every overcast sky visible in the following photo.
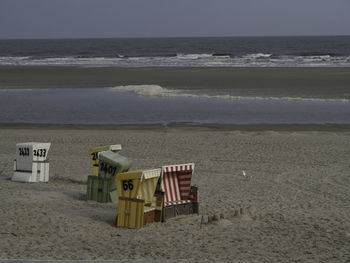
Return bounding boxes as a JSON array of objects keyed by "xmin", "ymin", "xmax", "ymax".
[{"xmin": 0, "ymin": 0, "xmax": 350, "ymax": 39}]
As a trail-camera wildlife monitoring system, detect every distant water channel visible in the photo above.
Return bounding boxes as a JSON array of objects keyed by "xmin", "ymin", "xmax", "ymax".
[{"xmin": 0, "ymin": 88, "xmax": 350, "ymax": 125}]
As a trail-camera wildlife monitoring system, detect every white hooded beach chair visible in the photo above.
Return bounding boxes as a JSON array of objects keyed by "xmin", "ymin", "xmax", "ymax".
[{"xmin": 12, "ymin": 142, "xmax": 51, "ymax": 182}]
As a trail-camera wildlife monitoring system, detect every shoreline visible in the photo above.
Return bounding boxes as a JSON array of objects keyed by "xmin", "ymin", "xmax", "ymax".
[
  {"xmin": 1, "ymin": 122, "xmax": 350, "ymax": 132},
  {"xmin": 1, "ymin": 66, "xmax": 350, "ymax": 99}
]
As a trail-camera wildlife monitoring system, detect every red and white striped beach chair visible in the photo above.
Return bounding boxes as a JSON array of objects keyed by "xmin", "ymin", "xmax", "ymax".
[{"xmin": 161, "ymin": 163, "xmax": 198, "ymax": 219}]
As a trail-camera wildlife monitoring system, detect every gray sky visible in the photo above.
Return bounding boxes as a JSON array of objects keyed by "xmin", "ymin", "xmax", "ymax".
[{"xmin": 0, "ymin": 0, "xmax": 350, "ymax": 39}]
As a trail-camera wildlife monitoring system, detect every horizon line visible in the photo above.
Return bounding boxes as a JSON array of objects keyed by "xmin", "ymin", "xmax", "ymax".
[{"xmin": 1, "ymin": 34, "xmax": 350, "ymax": 41}]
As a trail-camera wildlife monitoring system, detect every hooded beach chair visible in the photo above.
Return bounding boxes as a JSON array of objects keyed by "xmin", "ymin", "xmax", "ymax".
[
  {"xmin": 161, "ymin": 163, "xmax": 198, "ymax": 219},
  {"xmin": 90, "ymin": 144, "xmax": 122, "ymax": 176},
  {"xmin": 115, "ymin": 168, "xmax": 163, "ymax": 228},
  {"xmin": 12, "ymin": 142, "xmax": 51, "ymax": 182},
  {"xmin": 87, "ymin": 150, "xmax": 132, "ymax": 203}
]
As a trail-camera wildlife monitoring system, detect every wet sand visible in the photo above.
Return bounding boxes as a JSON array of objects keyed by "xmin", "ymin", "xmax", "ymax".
[
  {"xmin": 0, "ymin": 124, "xmax": 350, "ymax": 262},
  {"xmin": 1, "ymin": 66, "xmax": 350, "ymax": 99}
]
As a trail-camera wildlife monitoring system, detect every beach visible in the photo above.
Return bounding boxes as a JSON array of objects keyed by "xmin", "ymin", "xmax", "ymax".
[
  {"xmin": 1, "ymin": 124, "xmax": 350, "ymax": 262},
  {"xmin": 1, "ymin": 63, "xmax": 350, "ymax": 262},
  {"xmin": 1, "ymin": 6, "xmax": 350, "ymax": 262}
]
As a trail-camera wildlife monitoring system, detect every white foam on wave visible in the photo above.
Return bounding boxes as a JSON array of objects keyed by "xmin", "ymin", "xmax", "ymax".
[
  {"xmin": 0, "ymin": 53, "xmax": 350, "ymax": 67},
  {"xmin": 109, "ymin": 85, "xmax": 350, "ymax": 103},
  {"xmin": 1, "ymin": 53, "xmax": 350, "ymax": 67},
  {"xmin": 0, "ymin": 56, "xmax": 30, "ymax": 61},
  {"xmin": 110, "ymin": 85, "xmax": 176, "ymax": 97},
  {"xmin": 243, "ymin": 53, "xmax": 273, "ymax": 59},
  {"xmin": 176, "ymin": 53, "xmax": 213, "ymax": 60},
  {"xmin": 298, "ymin": 55, "xmax": 332, "ymax": 62}
]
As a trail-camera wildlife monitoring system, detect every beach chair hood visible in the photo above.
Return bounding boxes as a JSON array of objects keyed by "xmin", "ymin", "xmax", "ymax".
[{"xmin": 161, "ymin": 163, "xmax": 194, "ymax": 206}]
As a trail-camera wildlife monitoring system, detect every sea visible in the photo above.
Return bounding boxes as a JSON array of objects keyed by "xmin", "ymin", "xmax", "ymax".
[
  {"xmin": 0, "ymin": 36, "xmax": 350, "ymax": 125},
  {"xmin": 1, "ymin": 36, "xmax": 350, "ymax": 67}
]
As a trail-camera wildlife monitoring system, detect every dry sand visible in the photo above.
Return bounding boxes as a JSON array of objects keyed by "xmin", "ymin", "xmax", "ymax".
[{"xmin": 0, "ymin": 125, "xmax": 350, "ymax": 262}]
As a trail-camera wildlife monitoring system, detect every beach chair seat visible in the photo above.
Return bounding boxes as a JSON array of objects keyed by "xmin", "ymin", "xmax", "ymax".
[{"xmin": 165, "ymin": 200, "xmax": 192, "ymax": 206}]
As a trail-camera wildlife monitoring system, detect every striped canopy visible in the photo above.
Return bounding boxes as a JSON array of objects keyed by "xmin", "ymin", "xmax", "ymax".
[{"xmin": 161, "ymin": 163, "xmax": 194, "ymax": 206}]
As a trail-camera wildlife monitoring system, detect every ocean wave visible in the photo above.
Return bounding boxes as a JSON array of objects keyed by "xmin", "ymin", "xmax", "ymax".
[
  {"xmin": 298, "ymin": 55, "xmax": 332, "ymax": 61},
  {"xmin": 298, "ymin": 52, "xmax": 340, "ymax": 57},
  {"xmin": 176, "ymin": 53, "xmax": 213, "ymax": 59},
  {"xmin": 110, "ymin": 85, "xmax": 175, "ymax": 97},
  {"xmin": 0, "ymin": 56, "xmax": 30, "ymax": 60},
  {"xmin": 109, "ymin": 85, "xmax": 350, "ymax": 102},
  {"xmin": 0, "ymin": 54, "xmax": 350, "ymax": 67},
  {"xmin": 242, "ymin": 53, "xmax": 273, "ymax": 59}
]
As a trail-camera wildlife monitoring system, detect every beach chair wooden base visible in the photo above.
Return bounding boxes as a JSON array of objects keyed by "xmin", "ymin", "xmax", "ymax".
[
  {"xmin": 164, "ymin": 205, "xmax": 176, "ymax": 219},
  {"xmin": 192, "ymin": 202, "xmax": 199, "ymax": 214},
  {"xmin": 12, "ymin": 160, "xmax": 50, "ymax": 183},
  {"xmin": 164, "ymin": 202, "xmax": 198, "ymax": 220},
  {"xmin": 143, "ymin": 208, "xmax": 156, "ymax": 226},
  {"xmin": 154, "ymin": 210, "xmax": 162, "ymax": 222},
  {"xmin": 86, "ymin": 175, "xmax": 117, "ymax": 203},
  {"xmin": 178, "ymin": 202, "xmax": 193, "ymax": 215}
]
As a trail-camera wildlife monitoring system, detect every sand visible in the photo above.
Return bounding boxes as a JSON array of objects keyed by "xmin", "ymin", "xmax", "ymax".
[{"xmin": 0, "ymin": 125, "xmax": 350, "ymax": 262}]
